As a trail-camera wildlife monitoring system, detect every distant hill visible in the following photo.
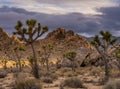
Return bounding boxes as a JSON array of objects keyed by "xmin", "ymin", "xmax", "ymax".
[{"xmin": 86, "ymin": 36, "xmax": 120, "ymax": 44}]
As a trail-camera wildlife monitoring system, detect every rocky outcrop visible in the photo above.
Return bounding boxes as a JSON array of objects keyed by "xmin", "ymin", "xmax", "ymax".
[
  {"xmin": 0, "ymin": 27, "xmax": 22, "ymax": 57},
  {"xmin": 43, "ymin": 28, "xmax": 92, "ymax": 49},
  {"xmin": 37, "ymin": 28, "xmax": 93, "ymax": 64}
]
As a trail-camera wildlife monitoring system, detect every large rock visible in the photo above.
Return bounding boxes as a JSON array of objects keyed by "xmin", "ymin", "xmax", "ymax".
[{"xmin": 0, "ymin": 69, "xmax": 7, "ymax": 78}]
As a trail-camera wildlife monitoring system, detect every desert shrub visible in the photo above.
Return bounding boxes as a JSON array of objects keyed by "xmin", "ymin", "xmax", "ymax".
[
  {"xmin": 61, "ymin": 77, "xmax": 85, "ymax": 88},
  {"xmin": 13, "ymin": 79, "xmax": 42, "ymax": 89},
  {"xmin": 104, "ymin": 80, "xmax": 120, "ymax": 89},
  {"xmin": 60, "ymin": 68, "xmax": 71, "ymax": 73},
  {"xmin": 0, "ymin": 69, "xmax": 7, "ymax": 78},
  {"xmin": 110, "ymin": 69, "xmax": 120, "ymax": 78},
  {"xmin": 39, "ymin": 71, "xmax": 58, "ymax": 80},
  {"xmin": 41, "ymin": 77, "xmax": 53, "ymax": 83},
  {"xmin": 50, "ymin": 73, "xmax": 58, "ymax": 80}
]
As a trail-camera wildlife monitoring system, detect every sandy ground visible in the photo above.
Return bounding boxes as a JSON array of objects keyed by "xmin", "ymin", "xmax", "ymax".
[{"xmin": 0, "ymin": 66, "xmax": 119, "ymax": 89}]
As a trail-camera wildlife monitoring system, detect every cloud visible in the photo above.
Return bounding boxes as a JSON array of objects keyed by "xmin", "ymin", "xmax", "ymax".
[
  {"xmin": 0, "ymin": 5, "xmax": 120, "ymax": 37},
  {"xmin": 0, "ymin": 0, "xmax": 118, "ymax": 14}
]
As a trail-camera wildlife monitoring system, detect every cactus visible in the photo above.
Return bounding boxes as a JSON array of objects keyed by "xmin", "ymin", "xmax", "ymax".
[
  {"xmin": 13, "ymin": 19, "xmax": 48, "ymax": 78},
  {"xmin": 90, "ymin": 31, "xmax": 117, "ymax": 81}
]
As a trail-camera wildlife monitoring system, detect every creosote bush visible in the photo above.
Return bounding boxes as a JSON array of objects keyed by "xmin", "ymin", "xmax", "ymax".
[
  {"xmin": 61, "ymin": 77, "xmax": 85, "ymax": 88},
  {"xmin": 13, "ymin": 79, "xmax": 42, "ymax": 89},
  {"xmin": 104, "ymin": 80, "xmax": 120, "ymax": 89}
]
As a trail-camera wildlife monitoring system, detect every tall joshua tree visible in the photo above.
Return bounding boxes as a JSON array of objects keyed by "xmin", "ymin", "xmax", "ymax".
[
  {"xmin": 13, "ymin": 19, "xmax": 48, "ymax": 78},
  {"xmin": 90, "ymin": 31, "xmax": 117, "ymax": 81},
  {"xmin": 14, "ymin": 46, "xmax": 25, "ymax": 72},
  {"xmin": 65, "ymin": 51, "xmax": 77, "ymax": 72}
]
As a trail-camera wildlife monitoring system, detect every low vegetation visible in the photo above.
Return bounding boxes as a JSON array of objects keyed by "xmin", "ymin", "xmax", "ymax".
[
  {"xmin": 60, "ymin": 77, "xmax": 85, "ymax": 88},
  {"xmin": 13, "ymin": 79, "xmax": 42, "ymax": 89},
  {"xmin": 103, "ymin": 80, "xmax": 120, "ymax": 89}
]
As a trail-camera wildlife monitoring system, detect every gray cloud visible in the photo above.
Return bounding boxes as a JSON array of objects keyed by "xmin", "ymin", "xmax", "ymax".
[{"xmin": 0, "ymin": 5, "xmax": 120, "ymax": 37}]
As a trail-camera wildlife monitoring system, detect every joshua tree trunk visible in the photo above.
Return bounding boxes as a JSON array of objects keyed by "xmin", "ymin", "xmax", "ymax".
[
  {"xmin": 104, "ymin": 59, "xmax": 109, "ymax": 81},
  {"xmin": 3, "ymin": 61, "xmax": 7, "ymax": 69},
  {"xmin": 102, "ymin": 55, "xmax": 109, "ymax": 81},
  {"xmin": 71, "ymin": 61, "xmax": 75, "ymax": 72},
  {"xmin": 46, "ymin": 59, "xmax": 49, "ymax": 71},
  {"xmin": 31, "ymin": 43, "xmax": 39, "ymax": 78},
  {"xmin": 116, "ymin": 58, "xmax": 120, "ymax": 71},
  {"xmin": 18, "ymin": 58, "xmax": 22, "ymax": 72}
]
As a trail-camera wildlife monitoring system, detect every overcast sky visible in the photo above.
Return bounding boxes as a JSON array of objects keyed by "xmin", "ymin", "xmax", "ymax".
[{"xmin": 0, "ymin": 0, "xmax": 120, "ymax": 37}]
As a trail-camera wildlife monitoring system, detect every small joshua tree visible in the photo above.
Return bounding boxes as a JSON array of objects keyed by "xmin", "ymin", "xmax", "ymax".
[
  {"xmin": 14, "ymin": 46, "xmax": 25, "ymax": 72},
  {"xmin": 13, "ymin": 19, "xmax": 48, "ymax": 78},
  {"xmin": 38, "ymin": 44, "xmax": 53, "ymax": 71},
  {"xmin": 90, "ymin": 31, "xmax": 117, "ymax": 81},
  {"xmin": 65, "ymin": 51, "xmax": 77, "ymax": 72}
]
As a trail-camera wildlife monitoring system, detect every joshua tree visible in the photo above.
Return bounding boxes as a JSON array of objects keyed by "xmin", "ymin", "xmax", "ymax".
[
  {"xmin": 90, "ymin": 31, "xmax": 117, "ymax": 81},
  {"xmin": 65, "ymin": 51, "xmax": 77, "ymax": 72},
  {"xmin": 38, "ymin": 44, "xmax": 53, "ymax": 71},
  {"xmin": 13, "ymin": 19, "xmax": 48, "ymax": 78},
  {"xmin": 14, "ymin": 46, "xmax": 25, "ymax": 72}
]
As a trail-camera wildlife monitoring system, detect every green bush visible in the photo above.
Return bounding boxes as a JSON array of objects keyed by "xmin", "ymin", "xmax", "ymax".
[
  {"xmin": 61, "ymin": 77, "xmax": 85, "ymax": 88},
  {"xmin": 104, "ymin": 80, "xmax": 120, "ymax": 89},
  {"xmin": 13, "ymin": 79, "xmax": 42, "ymax": 89}
]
